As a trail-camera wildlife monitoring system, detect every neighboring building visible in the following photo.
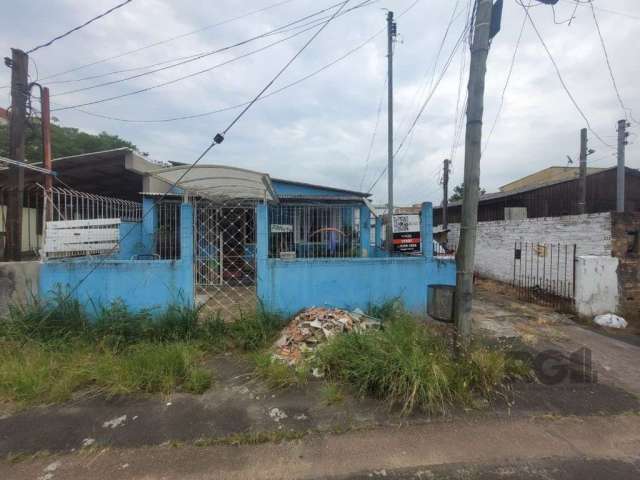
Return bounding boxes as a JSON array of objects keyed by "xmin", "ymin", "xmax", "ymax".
[
  {"xmin": 0, "ymin": 107, "xmax": 8, "ymax": 126},
  {"xmin": 499, "ymin": 166, "xmax": 607, "ymax": 193},
  {"xmin": 434, "ymin": 166, "xmax": 640, "ymax": 225}
]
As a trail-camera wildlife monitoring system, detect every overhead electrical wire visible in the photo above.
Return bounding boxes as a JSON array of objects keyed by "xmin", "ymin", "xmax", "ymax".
[
  {"xmin": 483, "ymin": 10, "xmax": 527, "ymax": 155},
  {"xmin": 37, "ymin": 0, "xmax": 299, "ymax": 81},
  {"xmin": 519, "ymin": 2, "xmax": 612, "ymax": 148},
  {"xmin": 56, "ymin": 0, "xmax": 423, "ymax": 122},
  {"xmin": 588, "ymin": 1, "xmax": 629, "ymax": 121},
  {"xmin": 56, "ymin": 0, "xmax": 352, "ymax": 304},
  {"xmin": 58, "ymin": 26, "xmax": 388, "ymax": 122},
  {"xmin": 367, "ymin": 21, "xmax": 470, "ymax": 193},
  {"xmin": 359, "ymin": 78, "xmax": 386, "ymax": 191},
  {"xmin": 560, "ymin": 0, "xmax": 640, "ymax": 23},
  {"xmin": 51, "ymin": 0, "xmax": 375, "ymax": 100},
  {"xmin": 26, "ymin": 0, "xmax": 134, "ymax": 54}
]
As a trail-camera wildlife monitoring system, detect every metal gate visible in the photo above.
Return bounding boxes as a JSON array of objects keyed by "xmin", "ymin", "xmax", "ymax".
[
  {"xmin": 193, "ymin": 198, "xmax": 257, "ymax": 318},
  {"xmin": 513, "ymin": 241, "xmax": 576, "ymax": 311}
]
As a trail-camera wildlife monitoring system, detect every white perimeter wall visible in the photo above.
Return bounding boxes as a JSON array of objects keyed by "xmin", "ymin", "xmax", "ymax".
[
  {"xmin": 445, "ymin": 212, "xmax": 612, "ymax": 283},
  {"xmin": 574, "ymin": 256, "xmax": 619, "ymax": 317}
]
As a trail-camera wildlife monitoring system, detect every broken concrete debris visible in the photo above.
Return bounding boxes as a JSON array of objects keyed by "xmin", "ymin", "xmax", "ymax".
[{"xmin": 273, "ymin": 307, "xmax": 381, "ymax": 364}]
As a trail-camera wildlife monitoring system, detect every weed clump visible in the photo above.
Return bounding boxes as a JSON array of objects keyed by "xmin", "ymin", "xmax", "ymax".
[{"xmin": 316, "ymin": 311, "xmax": 530, "ymax": 415}]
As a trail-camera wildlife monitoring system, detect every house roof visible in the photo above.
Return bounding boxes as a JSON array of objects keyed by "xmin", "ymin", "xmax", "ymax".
[
  {"xmin": 271, "ymin": 178, "xmax": 371, "ymax": 198},
  {"xmin": 434, "ymin": 166, "xmax": 640, "ymax": 210},
  {"xmin": 499, "ymin": 166, "xmax": 608, "ymax": 192}
]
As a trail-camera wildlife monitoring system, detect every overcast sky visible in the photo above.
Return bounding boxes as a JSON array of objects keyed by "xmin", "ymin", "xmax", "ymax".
[{"xmin": 1, "ymin": 0, "xmax": 639, "ymax": 205}]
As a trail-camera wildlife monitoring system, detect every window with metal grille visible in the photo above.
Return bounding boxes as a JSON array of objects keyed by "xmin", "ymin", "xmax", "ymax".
[{"xmin": 268, "ymin": 204, "xmax": 361, "ymax": 259}]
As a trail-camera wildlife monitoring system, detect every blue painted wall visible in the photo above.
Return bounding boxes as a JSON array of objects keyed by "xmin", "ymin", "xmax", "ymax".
[
  {"xmin": 272, "ymin": 179, "xmax": 366, "ymax": 198},
  {"xmin": 257, "ymin": 201, "xmax": 456, "ymax": 315},
  {"xmin": 40, "ymin": 204, "xmax": 194, "ymax": 314},
  {"xmin": 258, "ymin": 257, "xmax": 455, "ymax": 315}
]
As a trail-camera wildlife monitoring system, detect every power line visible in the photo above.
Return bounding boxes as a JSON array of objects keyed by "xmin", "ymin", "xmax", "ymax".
[
  {"xmin": 26, "ymin": 0, "xmax": 134, "ymax": 54},
  {"xmin": 60, "ymin": 0, "xmax": 422, "ymax": 123},
  {"xmin": 368, "ymin": 21, "xmax": 470, "ymax": 193},
  {"xmin": 37, "ymin": 0, "xmax": 299, "ymax": 81},
  {"xmin": 359, "ymin": 77, "xmax": 386, "ymax": 191},
  {"xmin": 56, "ymin": 0, "xmax": 352, "ymax": 307},
  {"xmin": 49, "ymin": 2, "xmax": 375, "ymax": 111},
  {"xmin": 560, "ymin": 0, "xmax": 640, "ymax": 23},
  {"xmin": 483, "ymin": 10, "xmax": 527, "ymax": 154},
  {"xmin": 60, "ymin": 25, "xmax": 388, "ymax": 122},
  {"xmin": 588, "ymin": 1, "xmax": 628, "ymax": 120},
  {"xmin": 521, "ymin": 3, "xmax": 612, "ymax": 148},
  {"xmin": 51, "ymin": 0, "xmax": 374, "ymax": 97}
]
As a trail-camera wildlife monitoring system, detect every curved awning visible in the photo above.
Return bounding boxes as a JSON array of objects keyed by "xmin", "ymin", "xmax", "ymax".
[{"xmin": 149, "ymin": 165, "xmax": 278, "ymax": 201}]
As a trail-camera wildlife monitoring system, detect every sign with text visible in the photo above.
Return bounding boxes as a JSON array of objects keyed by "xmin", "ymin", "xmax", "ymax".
[
  {"xmin": 271, "ymin": 224, "xmax": 293, "ymax": 233},
  {"xmin": 392, "ymin": 214, "xmax": 421, "ymax": 254}
]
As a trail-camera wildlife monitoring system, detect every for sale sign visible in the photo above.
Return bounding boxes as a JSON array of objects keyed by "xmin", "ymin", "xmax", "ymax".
[{"xmin": 392, "ymin": 214, "xmax": 421, "ymax": 254}]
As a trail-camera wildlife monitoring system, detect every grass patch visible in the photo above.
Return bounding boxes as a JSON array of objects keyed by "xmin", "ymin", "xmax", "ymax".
[
  {"xmin": 252, "ymin": 352, "xmax": 309, "ymax": 389},
  {"xmin": 321, "ymin": 383, "xmax": 345, "ymax": 406},
  {"xmin": 316, "ymin": 311, "xmax": 531, "ymax": 415},
  {"xmin": 0, "ymin": 340, "xmax": 213, "ymax": 407},
  {"xmin": 229, "ymin": 309, "xmax": 285, "ymax": 352},
  {"xmin": 194, "ymin": 429, "xmax": 307, "ymax": 447}
]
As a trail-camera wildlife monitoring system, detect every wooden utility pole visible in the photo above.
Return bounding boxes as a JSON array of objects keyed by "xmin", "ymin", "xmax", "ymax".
[
  {"xmin": 577, "ymin": 128, "xmax": 587, "ymax": 214},
  {"xmin": 453, "ymin": 0, "xmax": 493, "ymax": 346},
  {"xmin": 42, "ymin": 87, "xmax": 53, "ymax": 222},
  {"xmin": 4, "ymin": 48, "xmax": 29, "ymax": 261},
  {"xmin": 442, "ymin": 159, "xmax": 451, "ymax": 230},
  {"xmin": 386, "ymin": 11, "xmax": 396, "ymax": 254},
  {"xmin": 617, "ymin": 119, "xmax": 628, "ymax": 212}
]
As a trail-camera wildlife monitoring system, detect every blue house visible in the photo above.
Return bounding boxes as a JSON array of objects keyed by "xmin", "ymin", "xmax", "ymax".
[{"xmin": 34, "ymin": 149, "xmax": 455, "ymax": 317}]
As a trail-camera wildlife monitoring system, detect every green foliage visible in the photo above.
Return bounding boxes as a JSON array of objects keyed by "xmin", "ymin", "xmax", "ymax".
[
  {"xmin": 320, "ymin": 383, "xmax": 345, "ymax": 406},
  {"xmin": 0, "ymin": 120, "xmax": 137, "ymax": 162},
  {"xmin": 229, "ymin": 309, "xmax": 285, "ymax": 352},
  {"xmin": 316, "ymin": 312, "xmax": 530, "ymax": 415},
  {"xmin": 252, "ymin": 353, "xmax": 309, "ymax": 389},
  {"xmin": 0, "ymin": 340, "xmax": 212, "ymax": 407},
  {"xmin": 449, "ymin": 183, "xmax": 487, "ymax": 202}
]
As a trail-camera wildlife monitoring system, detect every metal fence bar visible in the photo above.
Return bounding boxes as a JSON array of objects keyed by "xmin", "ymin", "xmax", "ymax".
[{"xmin": 268, "ymin": 204, "xmax": 361, "ymax": 259}]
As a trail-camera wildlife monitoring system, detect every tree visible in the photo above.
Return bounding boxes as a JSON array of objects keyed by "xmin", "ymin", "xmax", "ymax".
[
  {"xmin": 449, "ymin": 183, "xmax": 486, "ymax": 202},
  {"xmin": 0, "ymin": 118, "xmax": 137, "ymax": 162}
]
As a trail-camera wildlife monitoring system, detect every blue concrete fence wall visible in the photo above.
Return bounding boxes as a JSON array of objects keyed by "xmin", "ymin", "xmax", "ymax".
[
  {"xmin": 257, "ymin": 202, "xmax": 456, "ymax": 315},
  {"xmin": 39, "ymin": 203, "xmax": 194, "ymax": 314}
]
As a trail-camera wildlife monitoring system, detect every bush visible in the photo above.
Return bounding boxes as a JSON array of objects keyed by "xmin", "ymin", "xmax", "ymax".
[
  {"xmin": 230, "ymin": 309, "xmax": 284, "ymax": 352},
  {"xmin": 316, "ymin": 313, "xmax": 530, "ymax": 415}
]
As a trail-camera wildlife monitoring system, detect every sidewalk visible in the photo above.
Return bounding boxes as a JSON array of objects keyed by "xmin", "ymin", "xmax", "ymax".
[{"xmin": 3, "ymin": 414, "xmax": 640, "ymax": 480}]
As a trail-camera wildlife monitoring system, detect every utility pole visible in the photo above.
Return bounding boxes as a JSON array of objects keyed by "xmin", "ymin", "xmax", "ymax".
[
  {"xmin": 617, "ymin": 119, "xmax": 629, "ymax": 212},
  {"xmin": 577, "ymin": 128, "xmax": 587, "ymax": 215},
  {"xmin": 452, "ymin": 0, "xmax": 493, "ymax": 346},
  {"xmin": 442, "ymin": 159, "xmax": 451, "ymax": 230},
  {"xmin": 386, "ymin": 10, "xmax": 396, "ymax": 254},
  {"xmin": 4, "ymin": 48, "xmax": 29, "ymax": 261},
  {"xmin": 42, "ymin": 87, "xmax": 53, "ymax": 222}
]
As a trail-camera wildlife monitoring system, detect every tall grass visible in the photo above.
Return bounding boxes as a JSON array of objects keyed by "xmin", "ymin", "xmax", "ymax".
[
  {"xmin": 316, "ymin": 312, "xmax": 530, "ymax": 415},
  {"xmin": 0, "ymin": 293, "xmax": 285, "ymax": 408}
]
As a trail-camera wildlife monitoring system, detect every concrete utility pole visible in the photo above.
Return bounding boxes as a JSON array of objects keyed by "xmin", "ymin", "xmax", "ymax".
[
  {"xmin": 42, "ymin": 87, "xmax": 53, "ymax": 222},
  {"xmin": 442, "ymin": 159, "xmax": 451, "ymax": 230},
  {"xmin": 4, "ymin": 49, "xmax": 29, "ymax": 261},
  {"xmin": 617, "ymin": 119, "xmax": 629, "ymax": 212},
  {"xmin": 386, "ymin": 11, "xmax": 396, "ymax": 254},
  {"xmin": 577, "ymin": 128, "xmax": 587, "ymax": 215},
  {"xmin": 452, "ymin": 0, "xmax": 493, "ymax": 346}
]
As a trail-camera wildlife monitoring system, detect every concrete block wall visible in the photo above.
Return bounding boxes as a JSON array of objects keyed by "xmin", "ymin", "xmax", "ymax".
[
  {"xmin": 611, "ymin": 212, "xmax": 640, "ymax": 326},
  {"xmin": 445, "ymin": 213, "xmax": 612, "ymax": 283}
]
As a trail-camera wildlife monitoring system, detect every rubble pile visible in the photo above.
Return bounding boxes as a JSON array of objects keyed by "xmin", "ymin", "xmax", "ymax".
[{"xmin": 273, "ymin": 307, "xmax": 381, "ymax": 364}]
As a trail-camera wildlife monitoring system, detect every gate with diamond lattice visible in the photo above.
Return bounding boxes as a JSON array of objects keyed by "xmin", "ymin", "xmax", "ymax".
[{"xmin": 192, "ymin": 198, "xmax": 258, "ymax": 318}]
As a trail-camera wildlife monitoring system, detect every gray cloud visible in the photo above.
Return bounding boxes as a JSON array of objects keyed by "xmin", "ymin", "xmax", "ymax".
[{"xmin": 1, "ymin": 0, "xmax": 638, "ymax": 205}]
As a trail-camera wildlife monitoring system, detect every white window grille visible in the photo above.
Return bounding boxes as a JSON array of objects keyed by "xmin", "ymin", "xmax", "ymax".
[{"xmin": 43, "ymin": 218, "xmax": 121, "ymax": 259}]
